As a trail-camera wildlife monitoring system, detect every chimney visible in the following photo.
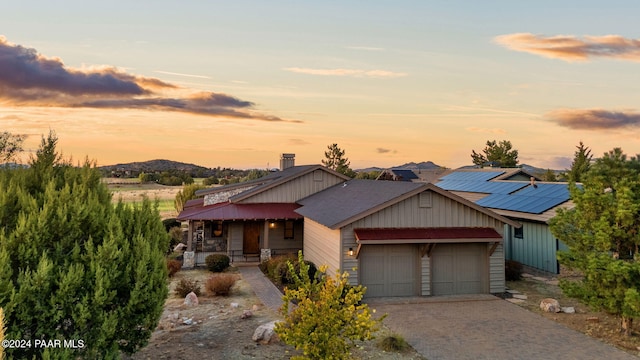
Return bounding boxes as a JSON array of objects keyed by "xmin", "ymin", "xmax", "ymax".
[{"xmin": 280, "ymin": 153, "xmax": 295, "ymax": 170}]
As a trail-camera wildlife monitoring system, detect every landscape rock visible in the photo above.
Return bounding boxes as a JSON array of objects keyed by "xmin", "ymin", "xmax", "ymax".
[
  {"xmin": 252, "ymin": 304, "xmax": 260, "ymax": 311},
  {"xmin": 230, "ymin": 302, "xmax": 239, "ymax": 308},
  {"xmin": 252, "ymin": 320, "xmax": 280, "ymax": 344},
  {"xmin": 241, "ymin": 310, "xmax": 253, "ymax": 319},
  {"xmin": 512, "ymin": 294, "xmax": 528, "ymax": 300},
  {"xmin": 184, "ymin": 291, "xmax": 199, "ymax": 306},
  {"xmin": 506, "ymin": 298, "xmax": 525, "ymax": 304},
  {"xmin": 561, "ymin": 307, "xmax": 575, "ymax": 314},
  {"xmin": 183, "ymin": 318, "xmax": 193, "ymax": 325},
  {"xmin": 540, "ymin": 298, "xmax": 561, "ymax": 313}
]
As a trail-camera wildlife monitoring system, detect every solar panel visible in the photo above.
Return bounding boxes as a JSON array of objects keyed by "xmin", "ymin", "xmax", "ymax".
[
  {"xmin": 439, "ymin": 171, "xmax": 504, "ymax": 182},
  {"xmin": 436, "ymin": 180, "xmax": 527, "ymax": 194},
  {"xmin": 476, "ymin": 183, "xmax": 571, "ymax": 214}
]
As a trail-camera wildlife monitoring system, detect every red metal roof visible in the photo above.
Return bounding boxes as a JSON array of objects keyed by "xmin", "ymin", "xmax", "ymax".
[
  {"xmin": 354, "ymin": 227, "xmax": 502, "ymax": 243},
  {"xmin": 177, "ymin": 202, "xmax": 303, "ymax": 221}
]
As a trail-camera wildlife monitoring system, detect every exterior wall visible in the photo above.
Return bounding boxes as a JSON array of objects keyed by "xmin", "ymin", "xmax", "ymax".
[
  {"xmin": 227, "ymin": 222, "xmax": 244, "ymax": 253},
  {"xmin": 240, "ymin": 170, "xmax": 346, "ymax": 203},
  {"xmin": 489, "ymin": 243, "xmax": 505, "ymax": 293},
  {"xmin": 505, "ymin": 221, "xmax": 560, "ymax": 273},
  {"xmin": 303, "ymin": 218, "xmax": 342, "ymax": 279},
  {"xmin": 267, "ymin": 219, "xmax": 304, "ymax": 254},
  {"xmin": 421, "ymin": 255, "xmax": 430, "ymax": 296}
]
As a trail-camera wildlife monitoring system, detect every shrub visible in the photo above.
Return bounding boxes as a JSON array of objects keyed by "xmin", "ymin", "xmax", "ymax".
[
  {"xmin": 167, "ymin": 259, "xmax": 182, "ymax": 277},
  {"xmin": 205, "ymin": 254, "xmax": 231, "ymax": 273},
  {"xmin": 378, "ymin": 334, "xmax": 409, "ymax": 352},
  {"xmin": 175, "ymin": 278, "xmax": 201, "ymax": 298},
  {"xmin": 505, "ymin": 260, "xmax": 523, "ymax": 281},
  {"xmin": 276, "ymin": 259, "xmax": 318, "ymax": 285},
  {"xmin": 205, "ymin": 274, "xmax": 238, "ymax": 296}
]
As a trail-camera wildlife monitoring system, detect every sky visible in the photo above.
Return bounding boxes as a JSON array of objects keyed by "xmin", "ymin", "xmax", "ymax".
[{"xmin": 2, "ymin": 1, "xmax": 640, "ymax": 170}]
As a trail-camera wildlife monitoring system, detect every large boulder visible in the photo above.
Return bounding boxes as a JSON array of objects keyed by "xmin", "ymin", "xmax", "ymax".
[
  {"xmin": 252, "ymin": 320, "xmax": 280, "ymax": 344},
  {"xmin": 540, "ymin": 298, "xmax": 561, "ymax": 313},
  {"xmin": 184, "ymin": 291, "xmax": 199, "ymax": 306}
]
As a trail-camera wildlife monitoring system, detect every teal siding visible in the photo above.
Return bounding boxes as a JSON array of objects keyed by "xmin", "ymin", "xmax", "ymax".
[{"xmin": 505, "ymin": 221, "xmax": 559, "ymax": 274}]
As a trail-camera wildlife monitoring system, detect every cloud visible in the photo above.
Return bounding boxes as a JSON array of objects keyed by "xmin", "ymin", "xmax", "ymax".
[
  {"xmin": 0, "ymin": 36, "xmax": 296, "ymax": 122},
  {"xmin": 465, "ymin": 127, "xmax": 507, "ymax": 135},
  {"xmin": 287, "ymin": 138, "xmax": 311, "ymax": 146},
  {"xmin": 546, "ymin": 108, "xmax": 640, "ymax": 130},
  {"xmin": 376, "ymin": 148, "xmax": 396, "ymax": 154},
  {"xmin": 495, "ymin": 33, "xmax": 640, "ymax": 62},
  {"xmin": 154, "ymin": 70, "xmax": 211, "ymax": 79},
  {"xmin": 284, "ymin": 67, "xmax": 407, "ymax": 78},
  {"xmin": 345, "ymin": 46, "xmax": 385, "ymax": 51}
]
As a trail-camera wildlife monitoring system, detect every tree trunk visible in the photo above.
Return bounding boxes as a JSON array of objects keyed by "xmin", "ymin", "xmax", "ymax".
[{"xmin": 621, "ymin": 316, "xmax": 633, "ymax": 336}]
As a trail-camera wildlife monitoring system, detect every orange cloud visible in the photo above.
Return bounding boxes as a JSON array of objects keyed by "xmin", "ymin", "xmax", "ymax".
[
  {"xmin": 546, "ymin": 108, "xmax": 640, "ymax": 129},
  {"xmin": 495, "ymin": 33, "xmax": 640, "ymax": 62},
  {"xmin": 0, "ymin": 36, "xmax": 297, "ymax": 122}
]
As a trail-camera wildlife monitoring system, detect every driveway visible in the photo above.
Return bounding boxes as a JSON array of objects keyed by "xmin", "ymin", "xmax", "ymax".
[{"xmin": 367, "ymin": 295, "xmax": 638, "ymax": 360}]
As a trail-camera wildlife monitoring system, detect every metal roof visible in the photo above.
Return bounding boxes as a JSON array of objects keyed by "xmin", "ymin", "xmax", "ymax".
[
  {"xmin": 475, "ymin": 183, "xmax": 571, "ymax": 214},
  {"xmin": 177, "ymin": 203, "xmax": 302, "ymax": 221},
  {"xmin": 354, "ymin": 227, "xmax": 502, "ymax": 242},
  {"xmin": 439, "ymin": 171, "xmax": 505, "ymax": 182},
  {"xmin": 436, "ymin": 180, "xmax": 528, "ymax": 194}
]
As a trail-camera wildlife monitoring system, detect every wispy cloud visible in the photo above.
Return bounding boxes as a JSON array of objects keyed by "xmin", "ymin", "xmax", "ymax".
[
  {"xmin": 0, "ymin": 36, "xmax": 297, "ymax": 122},
  {"xmin": 376, "ymin": 148, "xmax": 396, "ymax": 154},
  {"xmin": 495, "ymin": 33, "xmax": 640, "ymax": 62},
  {"xmin": 288, "ymin": 138, "xmax": 311, "ymax": 146},
  {"xmin": 465, "ymin": 127, "xmax": 507, "ymax": 135},
  {"xmin": 284, "ymin": 67, "xmax": 407, "ymax": 78},
  {"xmin": 154, "ymin": 70, "xmax": 211, "ymax": 79},
  {"xmin": 546, "ymin": 108, "xmax": 640, "ymax": 130}
]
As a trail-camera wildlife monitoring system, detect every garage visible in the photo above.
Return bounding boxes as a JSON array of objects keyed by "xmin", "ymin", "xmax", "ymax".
[
  {"xmin": 431, "ymin": 243, "xmax": 488, "ymax": 295},
  {"xmin": 359, "ymin": 244, "xmax": 417, "ymax": 297}
]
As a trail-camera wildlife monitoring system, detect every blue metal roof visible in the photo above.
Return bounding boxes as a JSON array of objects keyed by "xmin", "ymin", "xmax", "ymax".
[
  {"xmin": 439, "ymin": 171, "xmax": 504, "ymax": 182},
  {"xmin": 436, "ymin": 180, "xmax": 528, "ymax": 194},
  {"xmin": 476, "ymin": 183, "xmax": 571, "ymax": 214}
]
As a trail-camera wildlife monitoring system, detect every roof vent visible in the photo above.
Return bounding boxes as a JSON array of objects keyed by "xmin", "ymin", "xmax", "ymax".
[{"xmin": 530, "ymin": 176, "xmax": 538, "ymax": 188}]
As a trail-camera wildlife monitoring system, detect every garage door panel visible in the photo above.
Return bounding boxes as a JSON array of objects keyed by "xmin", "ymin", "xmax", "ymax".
[
  {"xmin": 361, "ymin": 245, "xmax": 417, "ymax": 297},
  {"xmin": 432, "ymin": 244, "xmax": 487, "ymax": 296}
]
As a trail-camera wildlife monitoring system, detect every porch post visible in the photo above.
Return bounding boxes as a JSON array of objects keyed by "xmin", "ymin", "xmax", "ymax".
[
  {"xmin": 261, "ymin": 220, "xmax": 271, "ymax": 262},
  {"xmin": 187, "ymin": 221, "xmax": 194, "ymax": 251}
]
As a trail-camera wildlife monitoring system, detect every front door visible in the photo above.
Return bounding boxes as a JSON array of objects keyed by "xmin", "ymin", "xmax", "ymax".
[{"xmin": 243, "ymin": 222, "xmax": 261, "ymax": 255}]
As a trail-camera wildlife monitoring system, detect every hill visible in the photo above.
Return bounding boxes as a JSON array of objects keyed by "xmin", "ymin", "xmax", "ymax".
[{"xmin": 99, "ymin": 159, "xmax": 216, "ymax": 177}]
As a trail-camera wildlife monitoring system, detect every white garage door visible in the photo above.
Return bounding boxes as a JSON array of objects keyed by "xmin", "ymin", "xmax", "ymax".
[
  {"xmin": 360, "ymin": 244, "xmax": 417, "ymax": 297},
  {"xmin": 431, "ymin": 243, "xmax": 488, "ymax": 296}
]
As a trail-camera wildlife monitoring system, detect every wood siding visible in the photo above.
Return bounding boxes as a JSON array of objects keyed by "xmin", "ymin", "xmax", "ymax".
[
  {"xmin": 421, "ymin": 255, "xmax": 430, "ymax": 296},
  {"xmin": 267, "ymin": 219, "xmax": 303, "ymax": 252},
  {"xmin": 303, "ymin": 218, "xmax": 342, "ymax": 279},
  {"xmin": 228, "ymin": 222, "xmax": 244, "ymax": 252},
  {"xmin": 239, "ymin": 171, "xmax": 346, "ymax": 204},
  {"xmin": 505, "ymin": 221, "xmax": 560, "ymax": 273},
  {"xmin": 489, "ymin": 243, "xmax": 505, "ymax": 293}
]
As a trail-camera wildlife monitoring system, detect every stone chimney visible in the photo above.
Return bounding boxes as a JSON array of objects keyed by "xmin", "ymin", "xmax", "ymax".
[{"xmin": 280, "ymin": 153, "xmax": 295, "ymax": 170}]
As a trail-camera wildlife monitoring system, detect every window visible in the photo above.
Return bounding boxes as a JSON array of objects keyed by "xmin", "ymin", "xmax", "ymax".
[
  {"xmin": 514, "ymin": 226, "xmax": 523, "ymax": 239},
  {"xmin": 284, "ymin": 220, "xmax": 294, "ymax": 239}
]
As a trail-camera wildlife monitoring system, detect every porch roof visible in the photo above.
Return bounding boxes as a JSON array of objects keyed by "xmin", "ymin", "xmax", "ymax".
[
  {"xmin": 354, "ymin": 227, "xmax": 502, "ymax": 244},
  {"xmin": 177, "ymin": 202, "xmax": 303, "ymax": 221}
]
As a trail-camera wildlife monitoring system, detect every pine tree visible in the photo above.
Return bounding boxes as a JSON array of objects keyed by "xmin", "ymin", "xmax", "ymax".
[
  {"xmin": 567, "ymin": 141, "xmax": 593, "ymax": 183},
  {"xmin": 322, "ymin": 144, "xmax": 356, "ymax": 177},
  {"xmin": 471, "ymin": 140, "xmax": 519, "ymax": 168},
  {"xmin": 0, "ymin": 132, "xmax": 169, "ymax": 358}
]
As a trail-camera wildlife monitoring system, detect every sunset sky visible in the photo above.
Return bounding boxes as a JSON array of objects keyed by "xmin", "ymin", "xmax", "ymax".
[{"xmin": 2, "ymin": 1, "xmax": 640, "ymax": 170}]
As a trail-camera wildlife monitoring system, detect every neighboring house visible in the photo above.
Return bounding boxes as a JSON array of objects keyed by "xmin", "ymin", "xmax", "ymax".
[
  {"xmin": 295, "ymin": 180, "xmax": 519, "ymax": 298},
  {"xmin": 435, "ymin": 169, "xmax": 572, "ymax": 274},
  {"xmin": 177, "ymin": 155, "xmax": 350, "ymax": 265},
  {"xmin": 376, "ymin": 167, "xmax": 452, "ymax": 183}
]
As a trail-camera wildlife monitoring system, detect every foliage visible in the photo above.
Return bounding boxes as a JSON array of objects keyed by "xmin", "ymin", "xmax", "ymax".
[
  {"xmin": 174, "ymin": 183, "xmax": 208, "ymax": 212},
  {"xmin": 0, "ymin": 307, "xmax": 5, "ymax": 360},
  {"xmin": 0, "ymin": 131, "xmax": 169, "ymax": 358},
  {"xmin": 259, "ymin": 254, "xmax": 297, "ymax": 280},
  {"xmin": 205, "ymin": 254, "xmax": 231, "ymax": 273},
  {"xmin": 0, "ymin": 131, "xmax": 25, "ymax": 163},
  {"xmin": 471, "ymin": 139, "xmax": 519, "ymax": 168},
  {"xmin": 174, "ymin": 278, "xmax": 201, "ymax": 298},
  {"xmin": 167, "ymin": 259, "xmax": 182, "ymax": 277},
  {"xmin": 355, "ymin": 170, "xmax": 382, "ymax": 179},
  {"xmin": 505, "ymin": 260, "xmax": 523, "ymax": 281},
  {"xmin": 540, "ymin": 169, "xmax": 558, "ymax": 182},
  {"xmin": 377, "ymin": 334, "xmax": 409, "ymax": 352},
  {"xmin": 275, "ymin": 252, "xmax": 384, "ymax": 360},
  {"xmin": 322, "ymin": 143, "xmax": 356, "ymax": 177},
  {"xmin": 168, "ymin": 226, "xmax": 184, "ymax": 250},
  {"xmin": 567, "ymin": 141, "xmax": 593, "ymax": 183},
  {"xmin": 202, "ymin": 176, "xmax": 219, "ymax": 185},
  {"xmin": 275, "ymin": 259, "xmax": 318, "ymax": 285},
  {"xmin": 139, "ymin": 169, "xmax": 195, "ymax": 186},
  {"xmin": 205, "ymin": 274, "xmax": 238, "ymax": 296},
  {"xmin": 550, "ymin": 148, "xmax": 640, "ymax": 336}
]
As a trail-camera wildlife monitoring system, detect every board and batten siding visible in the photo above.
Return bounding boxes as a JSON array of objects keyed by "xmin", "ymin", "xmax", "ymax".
[
  {"xmin": 228, "ymin": 222, "xmax": 244, "ymax": 252},
  {"xmin": 421, "ymin": 255, "xmax": 430, "ymax": 296},
  {"xmin": 506, "ymin": 221, "xmax": 561, "ymax": 274},
  {"xmin": 239, "ymin": 171, "xmax": 346, "ymax": 204},
  {"xmin": 303, "ymin": 218, "xmax": 342, "ymax": 279},
  {"xmin": 489, "ymin": 243, "xmax": 505, "ymax": 293},
  {"xmin": 267, "ymin": 220, "xmax": 303, "ymax": 252}
]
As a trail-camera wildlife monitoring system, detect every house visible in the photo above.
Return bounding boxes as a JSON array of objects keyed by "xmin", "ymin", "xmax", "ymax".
[
  {"xmin": 295, "ymin": 179, "xmax": 519, "ymax": 298},
  {"xmin": 176, "ymin": 154, "xmax": 350, "ymax": 265},
  {"xmin": 435, "ymin": 169, "xmax": 572, "ymax": 274}
]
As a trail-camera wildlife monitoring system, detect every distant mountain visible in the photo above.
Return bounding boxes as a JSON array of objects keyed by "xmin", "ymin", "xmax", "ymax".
[
  {"xmin": 99, "ymin": 159, "xmax": 216, "ymax": 177},
  {"xmin": 357, "ymin": 161, "xmax": 443, "ymax": 173}
]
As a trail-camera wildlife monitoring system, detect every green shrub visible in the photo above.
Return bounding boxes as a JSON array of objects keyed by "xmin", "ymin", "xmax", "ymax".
[
  {"xmin": 174, "ymin": 278, "xmax": 201, "ymax": 298},
  {"xmin": 276, "ymin": 259, "xmax": 318, "ymax": 285},
  {"xmin": 378, "ymin": 334, "xmax": 409, "ymax": 352},
  {"xmin": 205, "ymin": 274, "xmax": 238, "ymax": 296},
  {"xmin": 167, "ymin": 259, "xmax": 182, "ymax": 277},
  {"xmin": 205, "ymin": 254, "xmax": 230, "ymax": 273},
  {"xmin": 505, "ymin": 260, "xmax": 523, "ymax": 281}
]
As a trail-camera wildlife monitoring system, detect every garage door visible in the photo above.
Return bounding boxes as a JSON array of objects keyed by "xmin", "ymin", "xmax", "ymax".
[
  {"xmin": 360, "ymin": 244, "xmax": 417, "ymax": 297},
  {"xmin": 431, "ymin": 243, "xmax": 487, "ymax": 296}
]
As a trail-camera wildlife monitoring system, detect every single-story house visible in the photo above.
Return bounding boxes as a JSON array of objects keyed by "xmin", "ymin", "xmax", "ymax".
[
  {"xmin": 434, "ymin": 169, "xmax": 572, "ymax": 274},
  {"xmin": 295, "ymin": 179, "xmax": 520, "ymax": 298},
  {"xmin": 177, "ymin": 154, "xmax": 350, "ymax": 264}
]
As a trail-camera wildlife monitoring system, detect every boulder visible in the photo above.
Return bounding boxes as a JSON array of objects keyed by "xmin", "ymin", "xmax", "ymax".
[
  {"xmin": 540, "ymin": 298, "xmax": 561, "ymax": 313},
  {"xmin": 240, "ymin": 310, "xmax": 253, "ymax": 319},
  {"xmin": 252, "ymin": 320, "xmax": 280, "ymax": 344},
  {"xmin": 561, "ymin": 307, "xmax": 575, "ymax": 314},
  {"xmin": 184, "ymin": 291, "xmax": 199, "ymax": 306}
]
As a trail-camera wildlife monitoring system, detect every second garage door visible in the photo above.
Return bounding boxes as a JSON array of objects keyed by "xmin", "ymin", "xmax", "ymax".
[
  {"xmin": 360, "ymin": 244, "xmax": 417, "ymax": 298},
  {"xmin": 431, "ymin": 243, "xmax": 488, "ymax": 296}
]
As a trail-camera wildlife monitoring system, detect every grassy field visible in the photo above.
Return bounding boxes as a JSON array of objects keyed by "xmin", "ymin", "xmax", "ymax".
[{"xmin": 104, "ymin": 178, "xmax": 181, "ymax": 219}]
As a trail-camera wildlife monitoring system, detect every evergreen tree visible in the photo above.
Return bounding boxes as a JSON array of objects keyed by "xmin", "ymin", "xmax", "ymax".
[
  {"xmin": 567, "ymin": 141, "xmax": 593, "ymax": 183},
  {"xmin": 174, "ymin": 183, "xmax": 208, "ymax": 212},
  {"xmin": 0, "ymin": 131, "xmax": 26, "ymax": 163},
  {"xmin": 471, "ymin": 140, "xmax": 519, "ymax": 168},
  {"xmin": 550, "ymin": 148, "xmax": 640, "ymax": 336},
  {"xmin": 322, "ymin": 143, "xmax": 356, "ymax": 177},
  {"xmin": 0, "ymin": 132, "xmax": 169, "ymax": 358}
]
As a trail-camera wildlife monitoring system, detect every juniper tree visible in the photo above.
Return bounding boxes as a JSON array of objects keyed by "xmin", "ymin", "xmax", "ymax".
[{"xmin": 0, "ymin": 132, "xmax": 169, "ymax": 359}]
